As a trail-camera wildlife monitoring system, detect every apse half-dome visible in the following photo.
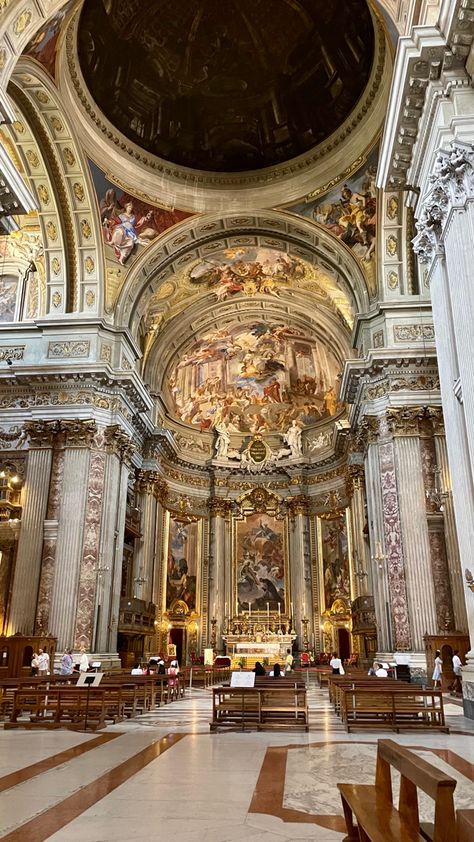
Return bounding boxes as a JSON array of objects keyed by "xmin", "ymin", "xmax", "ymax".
[{"xmin": 77, "ymin": 0, "xmax": 375, "ymax": 173}]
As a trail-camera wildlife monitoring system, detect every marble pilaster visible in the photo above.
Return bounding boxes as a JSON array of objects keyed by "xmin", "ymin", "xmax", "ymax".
[
  {"xmin": 208, "ymin": 500, "xmax": 229, "ymax": 652},
  {"xmin": 288, "ymin": 512, "xmax": 308, "ymax": 651},
  {"xmin": 8, "ymin": 422, "xmax": 55, "ymax": 634},
  {"xmin": 347, "ymin": 466, "xmax": 371, "ymax": 598},
  {"xmin": 135, "ymin": 472, "xmax": 159, "ymax": 605},
  {"xmin": 364, "ymin": 441, "xmax": 391, "ymax": 653}
]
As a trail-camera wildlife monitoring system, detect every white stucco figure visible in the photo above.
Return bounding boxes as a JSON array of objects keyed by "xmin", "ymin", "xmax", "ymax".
[
  {"xmin": 214, "ymin": 421, "xmax": 230, "ymax": 458},
  {"xmin": 283, "ymin": 420, "xmax": 302, "ymax": 458}
]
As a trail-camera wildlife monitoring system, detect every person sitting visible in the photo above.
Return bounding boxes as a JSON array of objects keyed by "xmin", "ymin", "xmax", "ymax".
[
  {"xmin": 157, "ymin": 659, "xmax": 166, "ymax": 675},
  {"xmin": 368, "ymin": 660, "xmax": 378, "ymax": 676},
  {"xmin": 330, "ymin": 652, "xmax": 342, "ymax": 675},
  {"xmin": 131, "ymin": 663, "xmax": 143, "ymax": 675},
  {"xmin": 375, "ymin": 663, "xmax": 388, "ymax": 677},
  {"xmin": 253, "ymin": 661, "xmax": 266, "ymax": 676},
  {"xmin": 269, "ymin": 663, "xmax": 283, "ymax": 677}
]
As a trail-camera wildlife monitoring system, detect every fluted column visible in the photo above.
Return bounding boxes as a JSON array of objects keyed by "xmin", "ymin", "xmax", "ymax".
[
  {"xmin": 8, "ymin": 421, "xmax": 55, "ymax": 634},
  {"xmin": 208, "ymin": 498, "xmax": 229, "ymax": 651},
  {"xmin": 93, "ymin": 444, "xmax": 122, "ymax": 652},
  {"xmin": 347, "ymin": 465, "xmax": 371, "ymax": 598},
  {"xmin": 392, "ymin": 430, "xmax": 437, "ymax": 650},
  {"xmin": 288, "ymin": 507, "xmax": 308, "ymax": 651},
  {"xmin": 135, "ymin": 472, "xmax": 158, "ymax": 604},
  {"xmin": 48, "ymin": 421, "xmax": 96, "ymax": 649}
]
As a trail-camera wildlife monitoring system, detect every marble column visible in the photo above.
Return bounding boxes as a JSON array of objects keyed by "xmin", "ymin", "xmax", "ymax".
[
  {"xmin": 107, "ymin": 452, "xmax": 132, "ymax": 653},
  {"xmin": 288, "ymin": 509, "xmax": 308, "ymax": 651},
  {"xmin": 208, "ymin": 498, "xmax": 229, "ymax": 652},
  {"xmin": 7, "ymin": 421, "xmax": 55, "ymax": 635},
  {"xmin": 135, "ymin": 471, "xmax": 158, "ymax": 605},
  {"xmin": 347, "ymin": 465, "xmax": 371, "ymax": 599},
  {"xmin": 91, "ymin": 442, "xmax": 121, "ymax": 653},
  {"xmin": 392, "ymin": 429, "xmax": 437, "ymax": 651},
  {"xmin": 48, "ymin": 421, "xmax": 96, "ymax": 650},
  {"xmin": 364, "ymin": 434, "xmax": 392, "ymax": 653}
]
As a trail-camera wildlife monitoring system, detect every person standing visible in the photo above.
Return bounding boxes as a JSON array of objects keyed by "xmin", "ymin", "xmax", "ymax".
[
  {"xmin": 285, "ymin": 649, "xmax": 294, "ymax": 673},
  {"xmin": 37, "ymin": 648, "xmax": 50, "ymax": 676},
  {"xmin": 330, "ymin": 652, "xmax": 342, "ymax": 675},
  {"xmin": 450, "ymin": 650, "xmax": 463, "ymax": 694},
  {"xmin": 79, "ymin": 646, "xmax": 90, "ymax": 673},
  {"xmin": 60, "ymin": 649, "xmax": 74, "ymax": 676},
  {"xmin": 31, "ymin": 652, "xmax": 39, "ymax": 676},
  {"xmin": 432, "ymin": 649, "xmax": 442, "ymax": 689}
]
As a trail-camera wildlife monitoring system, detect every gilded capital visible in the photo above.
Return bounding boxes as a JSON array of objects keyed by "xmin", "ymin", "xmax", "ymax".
[
  {"xmin": 23, "ymin": 419, "xmax": 59, "ymax": 448},
  {"xmin": 104, "ymin": 424, "xmax": 133, "ymax": 460},
  {"xmin": 345, "ymin": 464, "xmax": 365, "ymax": 497},
  {"xmin": 208, "ymin": 497, "xmax": 232, "ymax": 517},
  {"xmin": 287, "ymin": 494, "xmax": 310, "ymax": 517},
  {"xmin": 60, "ymin": 419, "xmax": 97, "ymax": 448},
  {"xmin": 136, "ymin": 469, "xmax": 160, "ymax": 495},
  {"xmin": 386, "ymin": 407, "xmax": 425, "ymax": 436},
  {"xmin": 425, "ymin": 407, "xmax": 445, "ymax": 435},
  {"xmin": 351, "ymin": 416, "xmax": 379, "ymax": 453}
]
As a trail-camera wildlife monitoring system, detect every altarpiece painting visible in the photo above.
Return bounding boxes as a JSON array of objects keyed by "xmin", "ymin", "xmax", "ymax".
[
  {"xmin": 164, "ymin": 516, "xmax": 200, "ymax": 614},
  {"xmin": 234, "ymin": 513, "xmax": 286, "ymax": 613},
  {"xmin": 318, "ymin": 512, "xmax": 351, "ymax": 612}
]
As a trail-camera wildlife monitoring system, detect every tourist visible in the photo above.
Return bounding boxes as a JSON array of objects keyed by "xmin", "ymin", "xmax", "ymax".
[
  {"xmin": 450, "ymin": 650, "xmax": 463, "ymax": 694},
  {"xmin": 131, "ymin": 663, "xmax": 143, "ymax": 675},
  {"xmin": 375, "ymin": 663, "xmax": 388, "ymax": 677},
  {"xmin": 168, "ymin": 660, "xmax": 179, "ymax": 698},
  {"xmin": 432, "ymin": 650, "xmax": 442, "ymax": 689},
  {"xmin": 79, "ymin": 646, "xmax": 90, "ymax": 673},
  {"xmin": 60, "ymin": 649, "xmax": 74, "ymax": 675},
  {"xmin": 253, "ymin": 661, "xmax": 266, "ymax": 676},
  {"xmin": 285, "ymin": 649, "xmax": 294, "ymax": 672},
  {"xmin": 31, "ymin": 652, "xmax": 39, "ymax": 676},
  {"xmin": 37, "ymin": 648, "xmax": 50, "ymax": 676},
  {"xmin": 269, "ymin": 663, "xmax": 283, "ymax": 677},
  {"xmin": 157, "ymin": 659, "xmax": 166, "ymax": 675},
  {"xmin": 330, "ymin": 652, "xmax": 342, "ymax": 675}
]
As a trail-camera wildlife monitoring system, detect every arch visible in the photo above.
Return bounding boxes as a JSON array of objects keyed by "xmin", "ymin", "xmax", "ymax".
[{"xmin": 8, "ymin": 59, "xmax": 103, "ymax": 314}]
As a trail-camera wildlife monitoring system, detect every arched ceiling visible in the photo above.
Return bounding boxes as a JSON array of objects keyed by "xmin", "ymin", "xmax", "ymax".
[{"xmin": 77, "ymin": 0, "xmax": 374, "ymax": 173}]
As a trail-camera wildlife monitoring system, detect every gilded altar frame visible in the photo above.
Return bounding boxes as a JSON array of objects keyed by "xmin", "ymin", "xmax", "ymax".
[
  {"xmin": 161, "ymin": 508, "xmax": 203, "ymax": 622},
  {"xmin": 316, "ymin": 507, "xmax": 353, "ymax": 649}
]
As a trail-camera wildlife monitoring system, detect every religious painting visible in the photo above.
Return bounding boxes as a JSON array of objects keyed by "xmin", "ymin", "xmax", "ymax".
[
  {"xmin": 165, "ymin": 517, "xmax": 200, "ymax": 613},
  {"xmin": 88, "ymin": 161, "xmax": 191, "ymax": 267},
  {"xmin": 286, "ymin": 147, "xmax": 378, "ymax": 273},
  {"xmin": 235, "ymin": 514, "xmax": 286, "ymax": 613},
  {"xmin": 188, "ymin": 247, "xmax": 306, "ymax": 300},
  {"xmin": 0, "ymin": 274, "xmax": 18, "ymax": 322},
  {"xmin": 319, "ymin": 513, "xmax": 351, "ymax": 612},
  {"xmin": 168, "ymin": 321, "xmax": 342, "ymax": 434},
  {"xmin": 24, "ymin": 0, "xmax": 77, "ymax": 78}
]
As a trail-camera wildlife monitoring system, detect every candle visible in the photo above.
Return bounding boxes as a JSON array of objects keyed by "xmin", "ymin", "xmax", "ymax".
[
  {"xmin": 291, "ymin": 602, "xmax": 294, "ymax": 617},
  {"xmin": 248, "ymin": 601, "xmax": 251, "ymax": 617},
  {"xmin": 278, "ymin": 603, "xmax": 280, "ymax": 615},
  {"xmin": 213, "ymin": 602, "xmax": 216, "ymax": 617},
  {"xmin": 266, "ymin": 602, "xmax": 269, "ymax": 617},
  {"xmin": 303, "ymin": 600, "xmax": 306, "ymax": 616},
  {"xmin": 225, "ymin": 602, "xmax": 228, "ymax": 617}
]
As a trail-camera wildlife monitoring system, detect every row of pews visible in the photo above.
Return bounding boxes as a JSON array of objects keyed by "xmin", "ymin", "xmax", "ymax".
[
  {"xmin": 328, "ymin": 672, "xmax": 449, "ymax": 733},
  {"xmin": 0, "ymin": 671, "xmax": 186, "ymax": 731},
  {"xmin": 210, "ymin": 674, "xmax": 309, "ymax": 731},
  {"xmin": 338, "ymin": 738, "xmax": 473, "ymax": 842}
]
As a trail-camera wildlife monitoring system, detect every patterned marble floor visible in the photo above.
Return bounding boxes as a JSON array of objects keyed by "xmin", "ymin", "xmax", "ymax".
[{"xmin": 0, "ymin": 686, "xmax": 473, "ymax": 841}]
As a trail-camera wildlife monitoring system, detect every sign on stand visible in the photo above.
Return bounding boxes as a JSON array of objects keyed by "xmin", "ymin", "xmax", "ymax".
[{"xmin": 230, "ymin": 671, "xmax": 255, "ymax": 688}]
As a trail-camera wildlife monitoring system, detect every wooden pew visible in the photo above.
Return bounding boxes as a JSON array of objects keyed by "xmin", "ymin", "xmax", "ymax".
[
  {"xmin": 338, "ymin": 738, "xmax": 456, "ymax": 842},
  {"xmin": 5, "ymin": 687, "xmax": 108, "ymax": 730},
  {"xmin": 210, "ymin": 685, "xmax": 309, "ymax": 731},
  {"xmin": 340, "ymin": 686, "xmax": 448, "ymax": 733},
  {"xmin": 457, "ymin": 810, "xmax": 474, "ymax": 842}
]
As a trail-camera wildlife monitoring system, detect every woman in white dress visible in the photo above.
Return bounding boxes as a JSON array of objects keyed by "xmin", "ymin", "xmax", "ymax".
[{"xmin": 432, "ymin": 649, "xmax": 442, "ymax": 689}]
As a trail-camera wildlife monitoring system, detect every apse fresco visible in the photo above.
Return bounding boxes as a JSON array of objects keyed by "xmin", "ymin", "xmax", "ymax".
[
  {"xmin": 88, "ymin": 161, "xmax": 191, "ymax": 266},
  {"xmin": 287, "ymin": 148, "xmax": 378, "ymax": 270},
  {"xmin": 188, "ymin": 247, "xmax": 306, "ymax": 300},
  {"xmin": 236, "ymin": 514, "xmax": 285, "ymax": 613},
  {"xmin": 320, "ymin": 515, "xmax": 351, "ymax": 612},
  {"xmin": 169, "ymin": 321, "xmax": 342, "ymax": 433},
  {"xmin": 24, "ymin": 0, "xmax": 77, "ymax": 77},
  {"xmin": 165, "ymin": 518, "xmax": 198, "ymax": 613}
]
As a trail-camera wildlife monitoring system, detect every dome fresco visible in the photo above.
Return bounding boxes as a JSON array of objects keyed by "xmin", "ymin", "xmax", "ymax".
[{"xmin": 78, "ymin": 0, "xmax": 375, "ymax": 172}]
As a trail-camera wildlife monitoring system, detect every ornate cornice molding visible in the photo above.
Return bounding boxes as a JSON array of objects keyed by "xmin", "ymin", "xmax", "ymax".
[{"xmin": 413, "ymin": 142, "xmax": 474, "ymax": 263}]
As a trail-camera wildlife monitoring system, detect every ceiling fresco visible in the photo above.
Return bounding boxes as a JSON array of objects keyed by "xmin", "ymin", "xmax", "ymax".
[
  {"xmin": 286, "ymin": 146, "xmax": 378, "ymax": 296},
  {"xmin": 168, "ymin": 320, "xmax": 343, "ymax": 434},
  {"xmin": 77, "ymin": 0, "xmax": 374, "ymax": 173},
  {"xmin": 141, "ymin": 247, "xmax": 355, "ymax": 353},
  {"xmin": 24, "ymin": 0, "xmax": 77, "ymax": 79}
]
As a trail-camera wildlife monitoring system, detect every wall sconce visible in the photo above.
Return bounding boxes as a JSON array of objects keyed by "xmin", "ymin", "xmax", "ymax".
[
  {"xmin": 465, "ymin": 569, "xmax": 474, "ymax": 593},
  {"xmin": 371, "ymin": 541, "xmax": 385, "ymax": 571}
]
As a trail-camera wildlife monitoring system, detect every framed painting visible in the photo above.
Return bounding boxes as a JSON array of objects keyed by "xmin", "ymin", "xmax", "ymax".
[
  {"xmin": 317, "ymin": 511, "xmax": 351, "ymax": 613},
  {"xmin": 163, "ymin": 513, "xmax": 201, "ymax": 615},
  {"xmin": 233, "ymin": 513, "xmax": 288, "ymax": 614}
]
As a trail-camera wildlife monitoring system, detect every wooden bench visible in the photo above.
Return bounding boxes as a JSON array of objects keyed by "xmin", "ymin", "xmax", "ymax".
[
  {"xmin": 456, "ymin": 810, "xmax": 474, "ymax": 842},
  {"xmin": 338, "ymin": 738, "xmax": 456, "ymax": 842},
  {"xmin": 340, "ymin": 687, "xmax": 448, "ymax": 733},
  {"xmin": 210, "ymin": 685, "xmax": 308, "ymax": 731},
  {"xmin": 5, "ymin": 687, "xmax": 109, "ymax": 730}
]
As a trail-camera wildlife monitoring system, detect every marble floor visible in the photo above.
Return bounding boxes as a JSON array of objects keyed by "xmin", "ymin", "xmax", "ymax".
[{"xmin": 0, "ymin": 686, "xmax": 473, "ymax": 841}]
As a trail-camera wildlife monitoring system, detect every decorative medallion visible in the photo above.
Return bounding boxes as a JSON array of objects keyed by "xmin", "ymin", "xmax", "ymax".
[
  {"xmin": 13, "ymin": 121, "xmax": 24, "ymax": 134},
  {"xmin": 50, "ymin": 116, "xmax": 63, "ymax": 133},
  {"xmin": 85, "ymin": 289, "xmax": 95, "ymax": 307},
  {"xmin": 387, "ymin": 271, "xmax": 399, "ymax": 289},
  {"xmin": 36, "ymin": 90, "xmax": 49, "ymax": 104},
  {"xmin": 51, "ymin": 290, "xmax": 62, "ymax": 308},
  {"xmin": 25, "ymin": 149, "xmax": 39, "ymax": 168},
  {"xmin": 63, "ymin": 147, "xmax": 75, "ymax": 166},
  {"xmin": 0, "ymin": 49, "xmax": 6, "ymax": 69},
  {"xmin": 13, "ymin": 9, "xmax": 32, "ymax": 36},
  {"xmin": 51, "ymin": 257, "xmax": 60, "ymax": 275},
  {"xmin": 80, "ymin": 219, "xmax": 91, "ymax": 239},
  {"xmin": 46, "ymin": 221, "xmax": 57, "ymax": 241},
  {"xmin": 387, "ymin": 196, "xmax": 398, "ymax": 220},
  {"xmin": 84, "ymin": 256, "xmax": 94, "ymax": 274},
  {"xmin": 37, "ymin": 184, "xmax": 50, "ymax": 204},
  {"xmin": 386, "ymin": 235, "xmax": 397, "ymax": 256},
  {"xmin": 73, "ymin": 182, "xmax": 85, "ymax": 202}
]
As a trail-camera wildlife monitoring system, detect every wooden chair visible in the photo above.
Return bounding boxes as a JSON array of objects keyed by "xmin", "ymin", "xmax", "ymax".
[
  {"xmin": 457, "ymin": 810, "xmax": 474, "ymax": 842},
  {"xmin": 338, "ymin": 738, "xmax": 456, "ymax": 842}
]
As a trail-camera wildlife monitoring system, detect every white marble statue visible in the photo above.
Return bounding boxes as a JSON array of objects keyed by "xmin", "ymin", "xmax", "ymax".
[
  {"xmin": 283, "ymin": 420, "xmax": 303, "ymax": 458},
  {"xmin": 214, "ymin": 421, "xmax": 230, "ymax": 458}
]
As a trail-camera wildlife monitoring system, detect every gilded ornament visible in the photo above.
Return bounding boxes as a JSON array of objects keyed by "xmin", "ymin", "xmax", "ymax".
[
  {"xmin": 85, "ymin": 289, "xmax": 95, "ymax": 307},
  {"xmin": 84, "ymin": 256, "xmax": 94, "ymax": 274},
  {"xmin": 50, "ymin": 116, "xmax": 63, "ymax": 133},
  {"xmin": 100, "ymin": 344, "xmax": 112, "ymax": 362},
  {"xmin": 372, "ymin": 330, "xmax": 384, "ymax": 348},
  {"xmin": 387, "ymin": 196, "xmax": 398, "ymax": 220},
  {"xmin": 25, "ymin": 149, "xmax": 39, "ymax": 168},
  {"xmin": 80, "ymin": 219, "xmax": 91, "ymax": 239},
  {"xmin": 36, "ymin": 90, "xmax": 49, "ymax": 104},
  {"xmin": 51, "ymin": 291, "xmax": 62, "ymax": 308},
  {"xmin": 121, "ymin": 355, "xmax": 132, "ymax": 370},
  {"xmin": 37, "ymin": 184, "xmax": 49, "ymax": 204},
  {"xmin": 13, "ymin": 120, "xmax": 24, "ymax": 134},
  {"xmin": 63, "ymin": 147, "xmax": 75, "ymax": 166},
  {"xmin": 73, "ymin": 182, "xmax": 85, "ymax": 202},
  {"xmin": 386, "ymin": 235, "xmax": 397, "ymax": 256},
  {"xmin": 387, "ymin": 271, "xmax": 398, "ymax": 289},
  {"xmin": 155, "ymin": 281, "xmax": 174, "ymax": 299},
  {"xmin": 0, "ymin": 48, "xmax": 6, "ymax": 69},
  {"xmin": 46, "ymin": 221, "xmax": 57, "ymax": 241},
  {"xmin": 13, "ymin": 10, "xmax": 32, "ymax": 35},
  {"xmin": 51, "ymin": 257, "xmax": 60, "ymax": 275}
]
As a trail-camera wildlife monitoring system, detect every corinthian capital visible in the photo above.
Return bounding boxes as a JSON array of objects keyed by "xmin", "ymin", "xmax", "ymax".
[
  {"xmin": 23, "ymin": 420, "xmax": 59, "ymax": 448},
  {"xmin": 136, "ymin": 469, "xmax": 160, "ymax": 495},
  {"xmin": 386, "ymin": 407, "xmax": 425, "ymax": 436},
  {"xmin": 104, "ymin": 424, "xmax": 134, "ymax": 461},
  {"xmin": 350, "ymin": 416, "xmax": 379, "ymax": 454},
  {"xmin": 61, "ymin": 419, "xmax": 97, "ymax": 448},
  {"xmin": 425, "ymin": 407, "xmax": 445, "ymax": 435}
]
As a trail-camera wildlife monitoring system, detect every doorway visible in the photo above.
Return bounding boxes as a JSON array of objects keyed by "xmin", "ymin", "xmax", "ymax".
[
  {"xmin": 169, "ymin": 627, "xmax": 185, "ymax": 665},
  {"xmin": 337, "ymin": 627, "xmax": 351, "ymax": 660}
]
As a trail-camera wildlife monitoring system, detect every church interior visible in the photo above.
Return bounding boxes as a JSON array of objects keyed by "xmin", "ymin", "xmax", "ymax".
[{"xmin": 0, "ymin": 1, "xmax": 474, "ymax": 839}]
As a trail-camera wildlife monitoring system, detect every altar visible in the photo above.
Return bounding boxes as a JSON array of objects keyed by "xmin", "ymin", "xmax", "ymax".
[{"xmin": 223, "ymin": 632, "xmax": 296, "ymax": 668}]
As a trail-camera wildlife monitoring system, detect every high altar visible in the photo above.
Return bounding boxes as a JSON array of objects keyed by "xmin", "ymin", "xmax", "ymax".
[{"xmin": 223, "ymin": 617, "xmax": 296, "ymax": 667}]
